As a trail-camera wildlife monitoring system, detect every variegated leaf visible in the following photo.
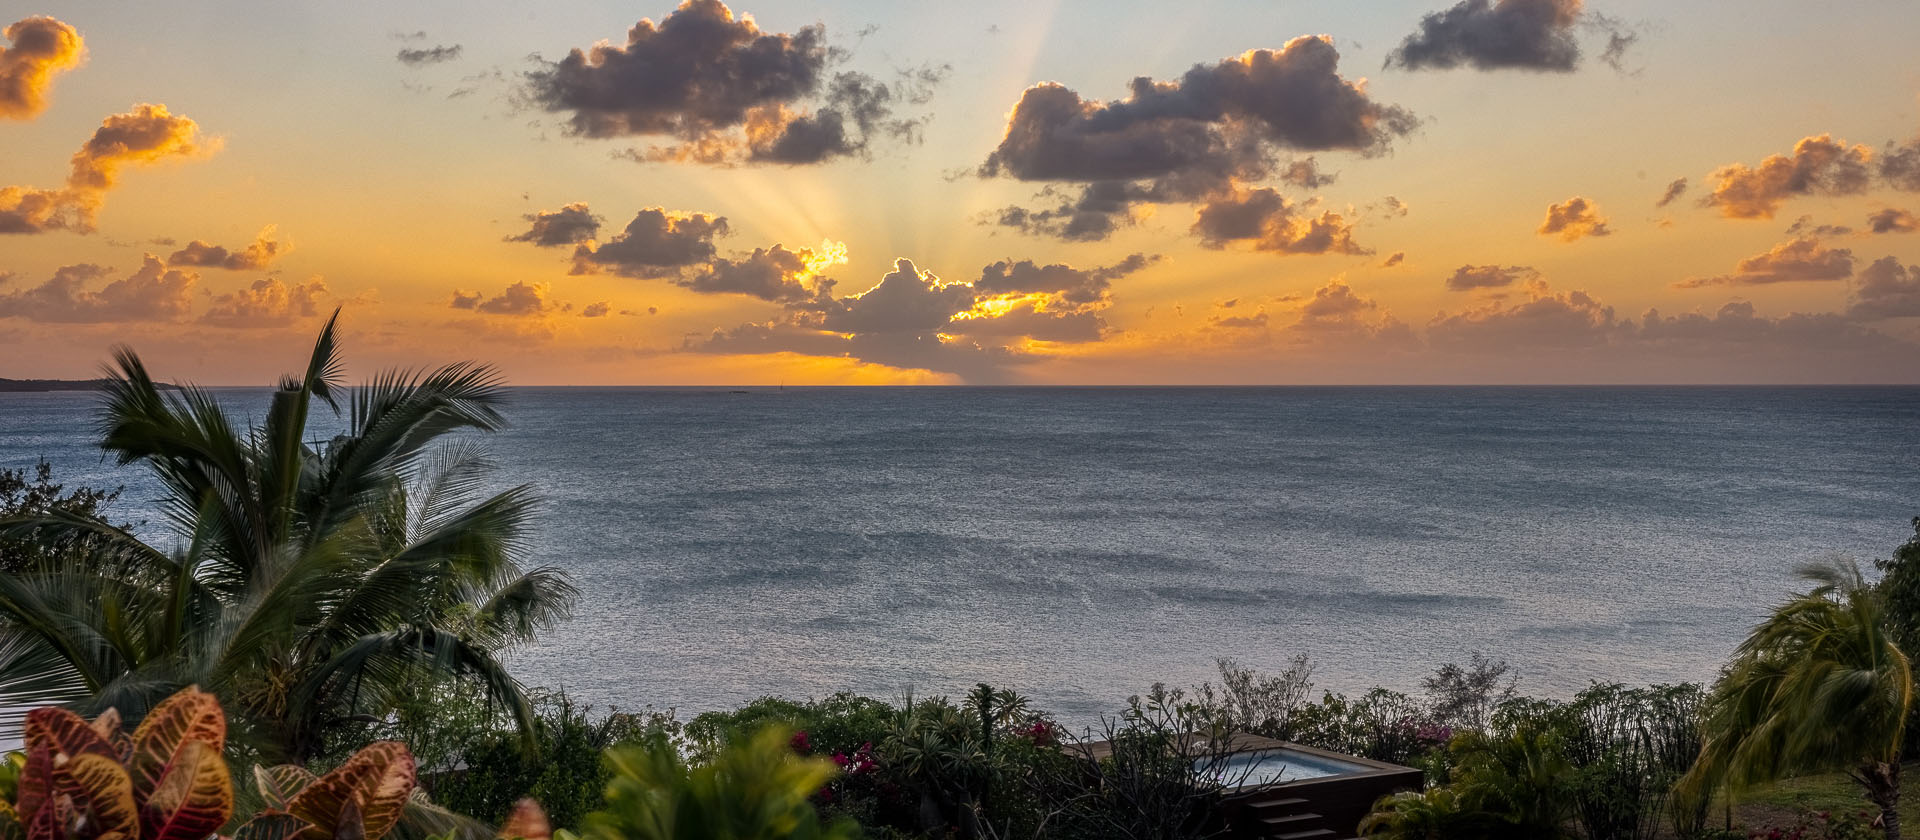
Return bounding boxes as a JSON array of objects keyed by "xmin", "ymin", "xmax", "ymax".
[
  {"xmin": 286, "ymin": 743, "xmax": 413, "ymax": 840},
  {"xmin": 17, "ymin": 746, "xmax": 55, "ymax": 840},
  {"xmin": 130, "ymin": 687, "xmax": 225, "ymax": 807},
  {"xmin": 140, "ymin": 739, "xmax": 232, "ymax": 840},
  {"xmin": 64, "ymin": 754, "xmax": 139, "ymax": 840},
  {"xmin": 332, "ymin": 799, "xmax": 364, "ymax": 840},
  {"xmin": 232, "ymin": 812, "xmax": 312, "ymax": 840},
  {"xmin": 23, "ymin": 708, "xmax": 114, "ymax": 763},
  {"xmin": 252, "ymin": 766, "xmax": 318, "ymax": 812},
  {"xmin": 92, "ymin": 710, "xmax": 132, "ymax": 763}
]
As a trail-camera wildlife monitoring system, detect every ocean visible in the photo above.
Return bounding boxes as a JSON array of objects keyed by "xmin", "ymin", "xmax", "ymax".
[{"xmin": 3, "ymin": 386, "xmax": 1918, "ymax": 722}]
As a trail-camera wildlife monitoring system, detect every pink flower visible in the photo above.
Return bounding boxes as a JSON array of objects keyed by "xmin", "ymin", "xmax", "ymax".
[{"xmin": 790, "ymin": 730, "xmax": 812, "ymax": 754}]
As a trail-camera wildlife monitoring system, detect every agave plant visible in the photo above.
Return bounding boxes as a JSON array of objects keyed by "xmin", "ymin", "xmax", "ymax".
[{"xmin": 0, "ymin": 312, "xmax": 575, "ymax": 762}]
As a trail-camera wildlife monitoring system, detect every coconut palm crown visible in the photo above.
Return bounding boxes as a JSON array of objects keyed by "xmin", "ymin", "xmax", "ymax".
[{"xmin": 0, "ymin": 311, "xmax": 576, "ymax": 762}]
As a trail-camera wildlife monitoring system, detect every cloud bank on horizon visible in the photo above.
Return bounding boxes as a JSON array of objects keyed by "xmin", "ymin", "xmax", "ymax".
[{"xmin": 1, "ymin": 2, "xmax": 1920, "ymax": 384}]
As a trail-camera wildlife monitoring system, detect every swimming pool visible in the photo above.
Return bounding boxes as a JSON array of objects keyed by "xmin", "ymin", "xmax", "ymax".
[{"xmin": 1196, "ymin": 747, "xmax": 1376, "ymax": 788}]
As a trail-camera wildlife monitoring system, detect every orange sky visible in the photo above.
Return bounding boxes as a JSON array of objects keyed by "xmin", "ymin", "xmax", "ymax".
[{"xmin": 3, "ymin": 0, "xmax": 1920, "ymax": 384}]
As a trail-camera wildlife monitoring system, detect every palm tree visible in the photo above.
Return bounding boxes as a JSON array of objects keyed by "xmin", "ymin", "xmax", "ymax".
[
  {"xmin": 0, "ymin": 312, "xmax": 576, "ymax": 762},
  {"xmin": 1681, "ymin": 559, "xmax": 1913, "ymax": 840}
]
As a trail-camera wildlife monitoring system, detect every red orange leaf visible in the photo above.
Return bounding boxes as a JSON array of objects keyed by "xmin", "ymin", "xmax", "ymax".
[
  {"xmin": 92, "ymin": 709, "xmax": 133, "ymax": 763},
  {"xmin": 232, "ymin": 812, "xmax": 312, "ymax": 840},
  {"xmin": 252, "ymin": 766, "xmax": 318, "ymax": 812},
  {"xmin": 286, "ymin": 743, "xmax": 413, "ymax": 840},
  {"xmin": 64, "ymin": 754, "xmax": 138, "ymax": 840},
  {"xmin": 332, "ymin": 799, "xmax": 364, "ymax": 840},
  {"xmin": 130, "ymin": 687, "xmax": 226, "ymax": 807},
  {"xmin": 140, "ymin": 739, "xmax": 232, "ymax": 840},
  {"xmin": 17, "ymin": 746, "xmax": 54, "ymax": 840},
  {"xmin": 23, "ymin": 708, "xmax": 115, "ymax": 763}
]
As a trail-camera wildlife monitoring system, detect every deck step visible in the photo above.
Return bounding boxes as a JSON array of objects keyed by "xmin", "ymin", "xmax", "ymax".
[
  {"xmin": 1246, "ymin": 797, "xmax": 1311, "ymax": 810},
  {"xmin": 1272, "ymin": 831, "xmax": 1338, "ymax": 840},
  {"xmin": 1260, "ymin": 812, "xmax": 1322, "ymax": 827}
]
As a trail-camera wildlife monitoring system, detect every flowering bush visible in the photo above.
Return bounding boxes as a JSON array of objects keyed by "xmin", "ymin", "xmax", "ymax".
[{"xmin": 1747, "ymin": 810, "xmax": 1880, "ymax": 840}]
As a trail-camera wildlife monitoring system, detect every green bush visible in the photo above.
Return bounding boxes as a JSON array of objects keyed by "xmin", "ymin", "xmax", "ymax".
[{"xmin": 581, "ymin": 725, "xmax": 858, "ymax": 840}]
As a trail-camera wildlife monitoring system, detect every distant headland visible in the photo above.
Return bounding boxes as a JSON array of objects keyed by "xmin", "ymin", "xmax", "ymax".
[{"xmin": 0, "ymin": 378, "xmax": 181, "ymax": 392}]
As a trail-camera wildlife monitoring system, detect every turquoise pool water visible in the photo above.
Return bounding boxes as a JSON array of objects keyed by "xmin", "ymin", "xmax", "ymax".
[{"xmin": 1200, "ymin": 748, "xmax": 1373, "ymax": 788}]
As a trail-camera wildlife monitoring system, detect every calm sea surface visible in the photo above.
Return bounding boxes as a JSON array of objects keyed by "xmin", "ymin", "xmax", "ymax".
[{"xmin": 4, "ymin": 387, "xmax": 1918, "ymax": 721}]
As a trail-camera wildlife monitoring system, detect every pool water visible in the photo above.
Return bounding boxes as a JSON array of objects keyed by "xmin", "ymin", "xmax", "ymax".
[{"xmin": 1198, "ymin": 748, "xmax": 1373, "ymax": 788}]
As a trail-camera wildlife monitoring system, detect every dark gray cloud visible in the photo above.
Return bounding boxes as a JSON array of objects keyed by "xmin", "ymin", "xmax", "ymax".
[
  {"xmin": 166, "ymin": 226, "xmax": 290, "ymax": 270},
  {"xmin": 1537, "ymin": 195, "xmax": 1609, "ymax": 241},
  {"xmin": 983, "ymin": 35, "xmax": 1414, "ymax": 182},
  {"xmin": 451, "ymin": 281, "xmax": 567, "ymax": 316},
  {"xmin": 1382, "ymin": 251, "xmax": 1406, "ymax": 267},
  {"xmin": 0, "ymin": 256, "xmax": 195, "ymax": 322},
  {"xmin": 1867, "ymin": 208, "xmax": 1918, "ymax": 235},
  {"xmin": 1704, "ymin": 135, "xmax": 1874, "ymax": 219},
  {"xmin": 1428, "ymin": 283, "xmax": 1622, "ymax": 349},
  {"xmin": 1784, "ymin": 215, "xmax": 1852, "ymax": 239},
  {"xmin": 1444, "ymin": 263, "xmax": 1539, "ymax": 291},
  {"xmin": 974, "ymin": 252, "xmax": 1158, "ymax": 305},
  {"xmin": 1885, "ymin": 135, "xmax": 1920, "ymax": 192},
  {"xmin": 1675, "ymin": 237, "xmax": 1854, "ymax": 287},
  {"xmin": 979, "ymin": 35, "xmax": 1414, "ymax": 245},
  {"xmin": 1191, "ymin": 188, "xmax": 1367, "ymax": 254},
  {"xmin": 1848, "ymin": 257, "xmax": 1920, "ymax": 320},
  {"xmin": 1385, "ymin": 0, "xmax": 1629, "ymax": 73},
  {"xmin": 508, "ymin": 202, "xmax": 602, "ymax": 247},
  {"xmin": 397, "ymin": 44, "xmax": 462, "ymax": 66},
  {"xmin": 1654, "ymin": 177, "xmax": 1687, "ymax": 208},
  {"xmin": 683, "ymin": 244, "xmax": 825, "ymax": 302},
  {"xmin": 1295, "ymin": 281, "xmax": 1377, "ymax": 329},
  {"xmin": 989, "ymin": 181, "xmax": 1146, "ymax": 242},
  {"xmin": 1280, "ymin": 158, "xmax": 1335, "ymax": 189},
  {"xmin": 568, "ymin": 207, "xmax": 728, "ymax": 277},
  {"xmin": 524, "ymin": 0, "xmax": 935, "ymax": 165},
  {"xmin": 0, "ymin": 16, "xmax": 83, "ymax": 121},
  {"xmin": 582, "ymin": 301, "xmax": 611, "ymax": 317}
]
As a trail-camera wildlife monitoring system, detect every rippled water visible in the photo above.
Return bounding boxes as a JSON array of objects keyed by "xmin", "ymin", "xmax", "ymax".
[{"xmin": 4, "ymin": 386, "xmax": 1918, "ymax": 720}]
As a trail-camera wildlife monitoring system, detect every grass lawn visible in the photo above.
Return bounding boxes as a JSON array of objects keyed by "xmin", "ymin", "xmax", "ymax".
[{"xmin": 1719, "ymin": 762, "xmax": 1920, "ymax": 835}]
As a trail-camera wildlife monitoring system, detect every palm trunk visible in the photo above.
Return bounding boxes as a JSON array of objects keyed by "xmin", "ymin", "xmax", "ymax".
[{"xmin": 1862, "ymin": 761, "xmax": 1901, "ymax": 840}]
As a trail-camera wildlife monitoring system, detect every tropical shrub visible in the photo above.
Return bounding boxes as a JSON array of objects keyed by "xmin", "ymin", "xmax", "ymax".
[
  {"xmin": 1290, "ymin": 687, "xmax": 1430, "ymax": 765},
  {"xmin": 1358, "ymin": 786, "xmax": 1514, "ymax": 840},
  {"xmin": 1555, "ymin": 683, "xmax": 1706, "ymax": 840},
  {"xmin": 1188, "ymin": 656, "xmax": 1316, "ymax": 740},
  {"xmin": 580, "ymin": 726, "xmax": 858, "ymax": 840},
  {"xmin": 402, "ymin": 690, "xmax": 678, "ymax": 831},
  {"xmin": 0, "ymin": 461, "xmax": 122, "ymax": 575}
]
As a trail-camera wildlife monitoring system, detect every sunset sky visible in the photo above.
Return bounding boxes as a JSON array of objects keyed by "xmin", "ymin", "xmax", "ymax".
[{"xmin": 5, "ymin": 0, "xmax": 1920, "ymax": 384}]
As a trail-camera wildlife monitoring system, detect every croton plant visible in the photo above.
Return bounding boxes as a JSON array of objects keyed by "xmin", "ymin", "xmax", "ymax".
[{"xmin": 0, "ymin": 687, "xmax": 549, "ymax": 840}]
